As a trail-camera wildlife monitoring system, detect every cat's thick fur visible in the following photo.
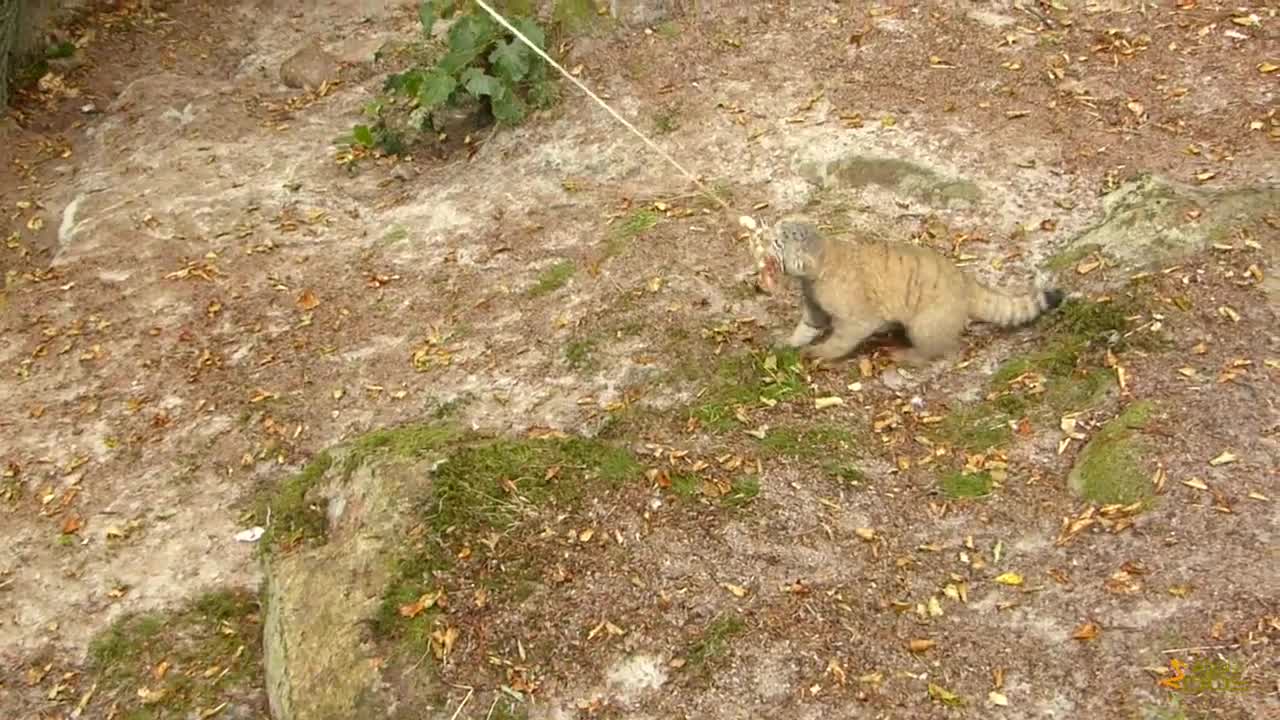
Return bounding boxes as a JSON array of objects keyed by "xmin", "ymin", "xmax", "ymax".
[{"xmin": 762, "ymin": 219, "xmax": 1064, "ymax": 365}]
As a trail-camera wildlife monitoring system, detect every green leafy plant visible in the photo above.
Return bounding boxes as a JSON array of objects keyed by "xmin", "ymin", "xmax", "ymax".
[{"xmin": 337, "ymin": 0, "xmax": 556, "ymax": 157}]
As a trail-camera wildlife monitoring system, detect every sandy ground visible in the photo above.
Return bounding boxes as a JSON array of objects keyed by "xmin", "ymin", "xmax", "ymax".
[{"xmin": 1, "ymin": 0, "xmax": 1276, "ymax": 718}]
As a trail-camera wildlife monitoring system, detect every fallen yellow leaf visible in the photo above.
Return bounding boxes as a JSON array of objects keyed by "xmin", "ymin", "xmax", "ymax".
[
  {"xmin": 928, "ymin": 683, "xmax": 962, "ymax": 705},
  {"xmin": 994, "ymin": 572, "xmax": 1024, "ymax": 586},
  {"xmin": 1208, "ymin": 451, "xmax": 1237, "ymax": 466}
]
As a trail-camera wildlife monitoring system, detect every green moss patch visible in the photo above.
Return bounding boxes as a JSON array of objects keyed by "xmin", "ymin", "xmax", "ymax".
[
  {"xmin": 529, "ymin": 261, "xmax": 576, "ymax": 297},
  {"xmin": 934, "ymin": 297, "xmax": 1153, "ymax": 452},
  {"xmin": 1068, "ymin": 401, "xmax": 1157, "ymax": 505},
  {"xmin": 259, "ymin": 423, "xmax": 464, "ymax": 550},
  {"xmin": 689, "ymin": 349, "xmax": 808, "ymax": 432},
  {"xmin": 665, "ymin": 472, "xmax": 761, "ymax": 509},
  {"xmin": 88, "ymin": 589, "xmax": 262, "ymax": 717},
  {"xmin": 552, "ymin": 0, "xmax": 599, "ymax": 34},
  {"xmin": 756, "ymin": 424, "xmax": 858, "ymax": 459},
  {"xmin": 372, "ymin": 432, "xmax": 642, "ymax": 648},
  {"xmin": 615, "ymin": 208, "xmax": 660, "ymax": 238},
  {"xmin": 683, "ymin": 612, "xmax": 746, "ymax": 674},
  {"xmin": 259, "ymin": 452, "xmax": 334, "ymax": 550},
  {"xmin": 939, "ymin": 471, "xmax": 993, "ymax": 499},
  {"xmin": 564, "ymin": 338, "xmax": 596, "ymax": 370}
]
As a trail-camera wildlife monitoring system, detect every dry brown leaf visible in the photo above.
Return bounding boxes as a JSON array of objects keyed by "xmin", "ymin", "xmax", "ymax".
[
  {"xmin": 1182, "ymin": 478, "xmax": 1209, "ymax": 491},
  {"xmin": 1072, "ymin": 622, "xmax": 1100, "ymax": 641},
  {"xmin": 1104, "ymin": 569, "xmax": 1142, "ymax": 594},
  {"xmin": 398, "ymin": 590, "xmax": 441, "ymax": 619},
  {"xmin": 1076, "ymin": 258, "xmax": 1102, "ymax": 275},
  {"xmin": 825, "ymin": 658, "xmax": 847, "ymax": 686},
  {"xmin": 431, "ymin": 625, "xmax": 459, "ymax": 659},
  {"xmin": 61, "ymin": 514, "xmax": 84, "ymax": 535},
  {"xmin": 908, "ymin": 638, "xmax": 936, "ymax": 653},
  {"xmin": 296, "ymin": 289, "xmax": 320, "ymax": 311}
]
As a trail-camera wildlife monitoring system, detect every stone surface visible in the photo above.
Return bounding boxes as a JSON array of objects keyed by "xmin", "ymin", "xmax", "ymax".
[
  {"xmin": 279, "ymin": 42, "xmax": 340, "ymax": 89},
  {"xmin": 333, "ymin": 33, "xmax": 390, "ymax": 64},
  {"xmin": 610, "ymin": 0, "xmax": 681, "ymax": 26},
  {"xmin": 797, "ymin": 153, "xmax": 982, "ymax": 208},
  {"xmin": 262, "ymin": 453, "xmax": 434, "ymax": 720},
  {"xmin": 1056, "ymin": 174, "xmax": 1280, "ymax": 270},
  {"xmin": 1067, "ymin": 401, "xmax": 1155, "ymax": 504}
]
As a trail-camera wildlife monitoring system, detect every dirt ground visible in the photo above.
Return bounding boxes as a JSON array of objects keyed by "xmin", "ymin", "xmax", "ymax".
[{"xmin": 1, "ymin": 0, "xmax": 1277, "ymax": 718}]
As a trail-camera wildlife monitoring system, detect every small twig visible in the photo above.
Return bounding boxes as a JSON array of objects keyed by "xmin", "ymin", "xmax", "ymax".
[
  {"xmin": 448, "ymin": 686, "xmax": 474, "ymax": 720},
  {"xmin": 1161, "ymin": 644, "xmax": 1241, "ymax": 655},
  {"xmin": 1015, "ymin": 1, "xmax": 1057, "ymax": 29},
  {"xmin": 403, "ymin": 648, "xmax": 432, "ymax": 676},
  {"xmin": 485, "ymin": 696, "xmax": 499, "ymax": 720}
]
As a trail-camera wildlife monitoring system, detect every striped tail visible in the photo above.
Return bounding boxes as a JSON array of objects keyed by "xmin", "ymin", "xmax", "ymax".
[{"xmin": 966, "ymin": 281, "xmax": 1065, "ymax": 327}]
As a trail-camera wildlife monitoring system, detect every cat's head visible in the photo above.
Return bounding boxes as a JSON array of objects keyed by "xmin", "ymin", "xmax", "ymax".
[{"xmin": 766, "ymin": 218, "xmax": 821, "ymax": 278}]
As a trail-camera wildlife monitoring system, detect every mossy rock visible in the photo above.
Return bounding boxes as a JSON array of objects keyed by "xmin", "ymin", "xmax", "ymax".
[
  {"xmin": 798, "ymin": 154, "xmax": 981, "ymax": 208},
  {"xmin": 1067, "ymin": 401, "xmax": 1157, "ymax": 505},
  {"xmin": 1052, "ymin": 175, "xmax": 1279, "ymax": 273},
  {"xmin": 261, "ymin": 421, "xmax": 649, "ymax": 718}
]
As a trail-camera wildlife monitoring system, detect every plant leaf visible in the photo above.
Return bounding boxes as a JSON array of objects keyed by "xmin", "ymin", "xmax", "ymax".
[
  {"xmin": 510, "ymin": 17, "xmax": 547, "ymax": 50},
  {"xmin": 351, "ymin": 125, "xmax": 375, "ymax": 148},
  {"xmin": 384, "ymin": 69, "xmax": 424, "ymax": 97},
  {"xmin": 460, "ymin": 68, "xmax": 503, "ymax": 98},
  {"xmin": 418, "ymin": 0, "xmax": 435, "ymax": 34},
  {"xmin": 418, "ymin": 68, "xmax": 457, "ymax": 110},
  {"xmin": 448, "ymin": 13, "xmax": 497, "ymax": 55},
  {"xmin": 490, "ymin": 40, "xmax": 531, "ymax": 83},
  {"xmin": 490, "ymin": 88, "xmax": 526, "ymax": 124}
]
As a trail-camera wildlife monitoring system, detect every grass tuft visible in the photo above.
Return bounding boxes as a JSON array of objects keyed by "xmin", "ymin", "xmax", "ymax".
[{"xmin": 529, "ymin": 261, "xmax": 576, "ymax": 297}]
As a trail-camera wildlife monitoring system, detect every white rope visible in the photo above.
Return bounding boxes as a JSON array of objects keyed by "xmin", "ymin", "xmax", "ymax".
[{"xmin": 472, "ymin": 0, "xmax": 737, "ymax": 214}]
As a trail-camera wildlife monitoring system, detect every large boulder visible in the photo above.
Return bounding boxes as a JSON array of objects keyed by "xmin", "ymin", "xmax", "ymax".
[
  {"xmin": 262, "ymin": 450, "xmax": 438, "ymax": 720},
  {"xmin": 1049, "ymin": 174, "xmax": 1279, "ymax": 272}
]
